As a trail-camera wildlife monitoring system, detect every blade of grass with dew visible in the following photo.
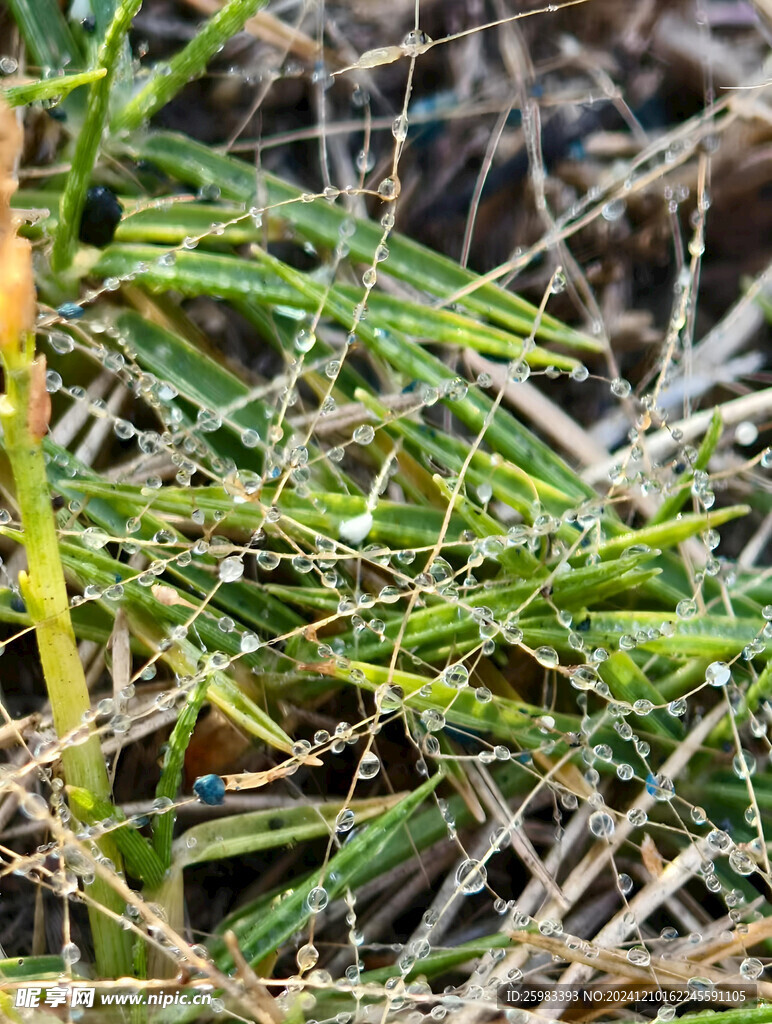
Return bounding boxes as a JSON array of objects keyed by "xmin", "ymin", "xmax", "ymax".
[
  {"xmin": 111, "ymin": 0, "xmax": 269, "ymax": 132},
  {"xmin": 152, "ymin": 674, "xmax": 210, "ymax": 869},
  {"xmin": 51, "ymin": 539, "xmax": 294, "ymax": 747},
  {"xmin": 50, "ymin": 0, "xmax": 143, "ymax": 272},
  {"xmin": 255, "ymin": 246, "xmax": 598, "ymax": 505},
  {"xmin": 95, "ymin": 245, "xmax": 582, "ymax": 370},
  {"xmin": 7, "ymin": 0, "xmax": 79, "ymax": 71},
  {"xmin": 0, "ymin": 956, "xmax": 69, "ymax": 981},
  {"xmin": 66, "ymin": 476, "xmax": 461, "ymax": 552},
  {"xmin": 301, "ymin": 659, "xmax": 587, "ymax": 750},
  {"xmin": 218, "ymin": 773, "xmax": 443, "ymax": 970},
  {"xmin": 582, "ymin": 611, "xmax": 764, "ymax": 659},
  {"xmin": 709, "ymin": 660, "xmax": 772, "ymax": 745},
  {"xmin": 15, "ymin": 189, "xmax": 276, "ymax": 247},
  {"xmin": 647, "ymin": 407, "xmax": 724, "ymax": 526},
  {"xmin": 172, "ymin": 796, "xmax": 405, "ymax": 870},
  {"xmin": 3, "ymin": 69, "xmax": 107, "ymax": 108},
  {"xmin": 590, "ymin": 504, "xmax": 749, "ymax": 559},
  {"xmin": 131, "ymin": 132, "xmax": 602, "ymax": 353},
  {"xmin": 67, "ymin": 787, "xmax": 166, "ymax": 888},
  {"xmin": 598, "ymin": 652, "xmax": 683, "ymax": 739}
]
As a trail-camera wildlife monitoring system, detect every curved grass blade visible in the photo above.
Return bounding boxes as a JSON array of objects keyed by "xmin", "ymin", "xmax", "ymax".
[{"xmin": 3, "ymin": 69, "xmax": 106, "ymax": 107}]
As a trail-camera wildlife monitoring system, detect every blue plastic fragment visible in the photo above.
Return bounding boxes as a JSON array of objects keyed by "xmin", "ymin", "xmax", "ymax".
[
  {"xmin": 193, "ymin": 773, "xmax": 226, "ymax": 805},
  {"xmin": 57, "ymin": 302, "xmax": 84, "ymax": 320}
]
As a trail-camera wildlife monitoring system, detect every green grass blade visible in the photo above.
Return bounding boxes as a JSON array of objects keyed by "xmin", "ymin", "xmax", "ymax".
[
  {"xmin": 221, "ymin": 773, "xmax": 442, "ymax": 969},
  {"xmin": 7, "ymin": 0, "xmax": 79, "ymax": 70},
  {"xmin": 647, "ymin": 407, "xmax": 723, "ymax": 526},
  {"xmin": 152, "ymin": 675, "xmax": 210, "ymax": 869},
  {"xmin": 172, "ymin": 796, "xmax": 403, "ymax": 870},
  {"xmin": 112, "ymin": 0, "xmax": 268, "ymax": 132},
  {"xmin": 3, "ymin": 69, "xmax": 106, "ymax": 107},
  {"xmin": 131, "ymin": 131, "xmax": 601, "ymax": 351},
  {"xmin": 67, "ymin": 786, "xmax": 166, "ymax": 888},
  {"xmin": 50, "ymin": 0, "xmax": 143, "ymax": 272}
]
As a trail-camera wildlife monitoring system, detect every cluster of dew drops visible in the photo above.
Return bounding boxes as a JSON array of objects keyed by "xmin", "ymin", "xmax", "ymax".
[
  {"xmin": 4, "ymin": 36, "xmax": 772, "ymax": 1010},
  {"xmin": 19, "ymin": 237, "xmax": 772, "ymax": 1013}
]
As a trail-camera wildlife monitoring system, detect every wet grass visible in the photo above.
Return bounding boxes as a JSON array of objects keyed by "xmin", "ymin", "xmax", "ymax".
[{"xmin": 1, "ymin": 0, "xmax": 772, "ymax": 1021}]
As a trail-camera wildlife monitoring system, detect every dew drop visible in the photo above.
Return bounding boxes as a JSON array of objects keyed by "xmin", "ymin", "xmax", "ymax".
[
  {"xmin": 627, "ymin": 947, "xmax": 650, "ymax": 966},
  {"xmin": 353, "ymin": 424, "xmax": 375, "ymax": 445},
  {"xmin": 61, "ymin": 942, "xmax": 81, "ymax": 966},
  {"xmin": 21, "ymin": 793, "xmax": 49, "ymax": 820},
  {"xmin": 534, "ymin": 646, "xmax": 559, "ymax": 668},
  {"xmin": 297, "ymin": 943, "xmax": 319, "ymax": 971},
  {"xmin": 336, "ymin": 808, "xmax": 355, "ymax": 832},
  {"xmin": 306, "ymin": 886, "xmax": 329, "ymax": 912},
  {"xmin": 589, "ymin": 810, "xmax": 615, "ymax": 838},
  {"xmin": 357, "ymin": 752, "xmax": 381, "ymax": 779},
  {"xmin": 257, "ymin": 551, "xmax": 280, "ymax": 571},
  {"xmin": 82, "ymin": 527, "xmax": 110, "ymax": 550},
  {"xmin": 455, "ymin": 859, "xmax": 487, "ymax": 894},
  {"xmin": 218, "ymin": 556, "xmax": 244, "ymax": 582},
  {"xmin": 676, "ymin": 599, "xmax": 697, "ymax": 619},
  {"xmin": 705, "ymin": 661, "xmax": 730, "ymax": 687},
  {"xmin": 601, "ymin": 198, "xmax": 626, "ymax": 221},
  {"xmin": 733, "ymin": 750, "xmax": 756, "ymax": 778},
  {"xmin": 377, "ymin": 176, "xmax": 400, "ymax": 199},
  {"xmin": 740, "ymin": 957, "xmax": 764, "ymax": 980}
]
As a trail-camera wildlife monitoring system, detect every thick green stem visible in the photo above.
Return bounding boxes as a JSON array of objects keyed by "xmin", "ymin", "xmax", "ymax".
[{"xmin": 1, "ymin": 354, "xmax": 132, "ymax": 977}]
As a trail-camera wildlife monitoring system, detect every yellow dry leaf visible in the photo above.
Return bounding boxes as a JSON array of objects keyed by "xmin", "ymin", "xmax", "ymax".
[{"xmin": 641, "ymin": 832, "xmax": 665, "ymax": 878}]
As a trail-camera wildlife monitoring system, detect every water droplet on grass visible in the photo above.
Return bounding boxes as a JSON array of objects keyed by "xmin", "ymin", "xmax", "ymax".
[
  {"xmin": 627, "ymin": 947, "xmax": 650, "ymax": 966},
  {"xmin": 336, "ymin": 809, "xmax": 355, "ymax": 832},
  {"xmin": 706, "ymin": 661, "xmax": 730, "ymax": 686},
  {"xmin": 455, "ymin": 859, "xmax": 487, "ymax": 894},
  {"xmin": 589, "ymin": 810, "xmax": 615, "ymax": 837},
  {"xmin": 377, "ymin": 176, "xmax": 400, "ymax": 199},
  {"xmin": 357, "ymin": 752, "xmax": 380, "ymax": 779},
  {"xmin": 257, "ymin": 551, "xmax": 280, "ymax": 571},
  {"xmin": 353, "ymin": 424, "xmax": 374, "ymax": 445},
  {"xmin": 534, "ymin": 646, "xmax": 558, "ymax": 668},
  {"xmin": 306, "ymin": 886, "xmax": 329, "ymax": 912},
  {"xmin": 676, "ymin": 599, "xmax": 697, "ymax": 619},
  {"xmin": 740, "ymin": 957, "xmax": 764, "ymax": 980},
  {"xmin": 297, "ymin": 943, "xmax": 319, "ymax": 971},
  {"xmin": 733, "ymin": 750, "xmax": 756, "ymax": 778},
  {"xmin": 218, "ymin": 557, "xmax": 244, "ymax": 582}
]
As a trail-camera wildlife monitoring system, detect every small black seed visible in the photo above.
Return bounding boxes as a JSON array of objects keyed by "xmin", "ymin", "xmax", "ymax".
[{"xmin": 79, "ymin": 185, "xmax": 123, "ymax": 247}]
